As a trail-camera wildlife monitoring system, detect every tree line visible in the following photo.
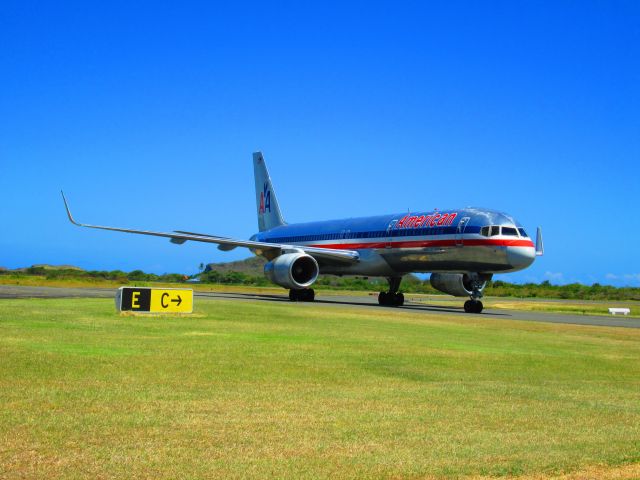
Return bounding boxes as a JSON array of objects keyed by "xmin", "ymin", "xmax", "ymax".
[
  {"xmin": 4, "ymin": 266, "xmax": 186, "ymax": 284},
  {"xmin": 3, "ymin": 266, "xmax": 639, "ymax": 301},
  {"xmin": 199, "ymin": 270, "xmax": 640, "ymax": 301}
]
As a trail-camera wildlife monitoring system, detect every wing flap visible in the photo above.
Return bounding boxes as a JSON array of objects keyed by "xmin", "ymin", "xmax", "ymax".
[{"xmin": 173, "ymin": 230, "xmax": 238, "ymax": 251}]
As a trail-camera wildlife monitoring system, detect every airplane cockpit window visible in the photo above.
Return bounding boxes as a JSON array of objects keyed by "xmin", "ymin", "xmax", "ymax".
[
  {"xmin": 482, "ymin": 225, "xmax": 520, "ymax": 236},
  {"xmin": 518, "ymin": 228, "xmax": 528, "ymax": 238}
]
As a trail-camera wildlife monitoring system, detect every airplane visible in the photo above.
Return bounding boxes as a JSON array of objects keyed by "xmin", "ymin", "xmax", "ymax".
[{"xmin": 62, "ymin": 151, "xmax": 543, "ymax": 313}]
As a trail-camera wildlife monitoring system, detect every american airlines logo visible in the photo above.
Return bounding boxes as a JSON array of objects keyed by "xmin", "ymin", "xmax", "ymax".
[
  {"xmin": 259, "ymin": 183, "xmax": 271, "ymax": 214},
  {"xmin": 393, "ymin": 212, "xmax": 458, "ymax": 229}
]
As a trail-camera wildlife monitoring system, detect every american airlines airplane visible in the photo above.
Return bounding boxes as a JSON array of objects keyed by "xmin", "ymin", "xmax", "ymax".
[{"xmin": 62, "ymin": 152, "xmax": 543, "ymax": 313}]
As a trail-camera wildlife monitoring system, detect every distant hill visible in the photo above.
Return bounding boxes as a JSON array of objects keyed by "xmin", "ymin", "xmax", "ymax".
[
  {"xmin": 32, "ymin": 264, "xmax": 84, "ymax": 271},
  {"xmin": 9, "ymin": 264, "xmax": 85, "ymax": 272},
  {"xmin": 204, "ymin": 256, "xmax": 423, "ymax": 283},
  {"xmin": 204, "ymin": 256, "xmax": 267, "ymax": 276}
]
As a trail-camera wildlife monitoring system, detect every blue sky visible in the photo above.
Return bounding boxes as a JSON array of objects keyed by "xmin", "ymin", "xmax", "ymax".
[{"xmin": 1, "ymin": 1, "xmax": 638, "ymax": 286}]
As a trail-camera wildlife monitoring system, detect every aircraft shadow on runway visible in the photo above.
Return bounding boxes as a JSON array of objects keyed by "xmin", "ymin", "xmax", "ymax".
[{"xmin": 194, "ymin": 292, "xmax": 509, "ymax": 316}]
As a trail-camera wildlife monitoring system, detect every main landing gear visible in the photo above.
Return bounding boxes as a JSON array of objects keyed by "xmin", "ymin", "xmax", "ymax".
[
  {"xmin": 289, "ymin": 288, "xmax": 315, "ymax": 302},
  {"xmin": 378, "ymin": 277, "xmax": 404, "ymax": 307}
]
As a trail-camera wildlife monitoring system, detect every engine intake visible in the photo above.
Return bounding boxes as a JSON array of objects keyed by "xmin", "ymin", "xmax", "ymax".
[
  {"xmin": 430, "ymin": 273, "xmax": 487, "ymax": 297},
  {"xmin": 264, "ymin": 252, "xmax": 319, "ymax": 289}
]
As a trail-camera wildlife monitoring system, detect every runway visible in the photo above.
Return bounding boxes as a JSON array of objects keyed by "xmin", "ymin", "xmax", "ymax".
[{"xmin": 1, "ymin": 284, "xmax": 638, "ymax": 329}]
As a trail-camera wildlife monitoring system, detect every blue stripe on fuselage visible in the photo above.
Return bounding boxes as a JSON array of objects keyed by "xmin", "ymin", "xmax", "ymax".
[
  {"xmin": 254, "ymin": 208, "xmax": 523, "ymax": 244},
  {"xmin": 261, "ymin": 225, "xmax": 476, "ymax": 244}
]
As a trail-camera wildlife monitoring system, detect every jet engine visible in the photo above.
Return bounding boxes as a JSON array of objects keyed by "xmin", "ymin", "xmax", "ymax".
[
  {"xmin": 264, "ymin": 253, "xmax": 319, "ymax": 289},
  {"xmin": 430, "ymin": 273, "xmax": 487, "ymax": 297}
]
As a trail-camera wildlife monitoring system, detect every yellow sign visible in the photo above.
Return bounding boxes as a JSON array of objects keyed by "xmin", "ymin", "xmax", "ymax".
[
  {"xmin": 117, "ymin": 287, "xmax": 193, "ymax": 313},
  {"xmin": 150, "ymin": 289, "xmax": 193, "ymax": 313}
]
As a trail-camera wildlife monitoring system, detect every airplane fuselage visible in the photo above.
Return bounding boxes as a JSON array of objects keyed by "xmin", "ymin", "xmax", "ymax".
[{"xmin": 253, "ymin": 207, "xmax": 535, "ymax": 277}]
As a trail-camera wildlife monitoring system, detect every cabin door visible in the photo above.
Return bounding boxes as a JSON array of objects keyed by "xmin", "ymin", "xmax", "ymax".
[
  {"xmin": 385, "ymin": 219, "xmax": 398, "ymax": 250},
  {"xmin": 455, "ymin": 217, "xmax": 470, "ymax": 247}
]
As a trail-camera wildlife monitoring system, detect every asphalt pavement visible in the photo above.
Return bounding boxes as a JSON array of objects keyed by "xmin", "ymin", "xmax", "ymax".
[{"xmin": 1, "ymin": 284, "xmax": 638, "ymax": 329}]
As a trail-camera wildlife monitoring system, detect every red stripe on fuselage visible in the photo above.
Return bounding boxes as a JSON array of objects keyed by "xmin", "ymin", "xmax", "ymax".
[{"xmin": 308, "ymin": 238, "xmax": 535, "ymax": 250}]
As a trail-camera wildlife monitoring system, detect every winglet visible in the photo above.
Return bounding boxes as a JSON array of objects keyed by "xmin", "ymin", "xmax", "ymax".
[
  {"xmin": 535, "ymin": 227, "xmax": 544, "ymax": 256},
  {"xmin": 61, "ymin": 191, "xmax": 81, "ymax": 226}
]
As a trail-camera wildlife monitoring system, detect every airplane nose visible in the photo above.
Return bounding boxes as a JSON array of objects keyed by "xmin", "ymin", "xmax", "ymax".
[{"xmin": 507, "ymin": 246, "xmax": 535, "ymax": 270}]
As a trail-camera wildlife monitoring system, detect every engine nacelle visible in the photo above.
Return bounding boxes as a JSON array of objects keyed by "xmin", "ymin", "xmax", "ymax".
[
  {"xmin": 264, "ymin": 253, "xmax": 319, "ymax": 289},
  {"xmin": 430, "ymin": 273, "xmax": 487, "ymax": 297}
]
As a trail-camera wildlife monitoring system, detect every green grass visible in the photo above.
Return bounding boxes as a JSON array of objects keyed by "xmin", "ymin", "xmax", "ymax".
[{"xmin": 1, "ymin": 298, "xmax": 639, "ymax": 479}]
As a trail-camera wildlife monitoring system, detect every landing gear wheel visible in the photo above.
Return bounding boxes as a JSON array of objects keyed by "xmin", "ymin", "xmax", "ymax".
[
  {"xmin": 464, "ymin": 300, "xmax": 483, "ymax": 313},
  {"xmin": 378, "ymin": 291, "xmax": 404, "ymax": 307},
  {"xmin": 378, "ymin": 291, "xmax": 388, "ymax": 306},
  {"xmin": 378, "ymin": 277, "xmax": 405, "ymax": 307},
  {"xmin": 289, "ymin": 289, "xmax": 315, "ymax": 302}
]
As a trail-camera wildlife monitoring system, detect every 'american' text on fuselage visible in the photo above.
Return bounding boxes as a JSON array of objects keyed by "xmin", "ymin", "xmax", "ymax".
[{"xmin": 392, "ymin": 212, "xmax": 458, "ymax": 230}]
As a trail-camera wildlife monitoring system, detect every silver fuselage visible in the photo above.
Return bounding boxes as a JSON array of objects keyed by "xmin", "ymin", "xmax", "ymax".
[{"xmin": 254, "ymin": 207, "xmax": 536, "ymax": 277}]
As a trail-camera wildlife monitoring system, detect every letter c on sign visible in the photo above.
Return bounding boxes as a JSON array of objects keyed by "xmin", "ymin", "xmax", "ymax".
[{"xmin": 161, "ymin": 292, "xmax": 169, "ymax": 308}]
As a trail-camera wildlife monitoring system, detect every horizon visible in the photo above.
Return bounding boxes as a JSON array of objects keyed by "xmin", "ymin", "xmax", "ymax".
[
  {"xmin": 3, "ymin": 261, "xmax": 640, "ymax": 290},
  {"xmin": 2, "ymin": 2, "xmax": 638, "ymax": 287}
]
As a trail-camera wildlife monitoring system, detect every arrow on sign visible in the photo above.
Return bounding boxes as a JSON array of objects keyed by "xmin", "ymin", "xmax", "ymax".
[{"xmin": 160, "ymin": 292, "xmax": 183, "ymax": 308}]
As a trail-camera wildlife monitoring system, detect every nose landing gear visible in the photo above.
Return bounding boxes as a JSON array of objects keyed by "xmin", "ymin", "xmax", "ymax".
[
  {"xmin": 378, "ymin": 277, "xmax": 404, "ymax": 307},
  {"xmin": 464, "ymin": 299, "xmax": 483, "ymax": 313},
  {"xmin": 464, "ymin": 274, "xmax": 486, "ymax": 314}
]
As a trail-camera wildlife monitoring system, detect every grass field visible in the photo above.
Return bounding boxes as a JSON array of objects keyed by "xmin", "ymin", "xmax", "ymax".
[{"xmin": 1, "ymin": 298, "xmax": 639, "ymax": 479}]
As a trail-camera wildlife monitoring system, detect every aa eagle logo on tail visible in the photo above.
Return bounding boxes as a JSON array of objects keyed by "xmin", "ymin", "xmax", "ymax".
[{"xmin": 259, "ymin": 183, "xmax": 271, "ymax": 214}]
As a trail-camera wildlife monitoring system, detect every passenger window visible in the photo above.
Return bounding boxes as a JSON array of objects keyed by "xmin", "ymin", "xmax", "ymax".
[{"xmin": 502, "ymin": 227, "xmax": 518, "ymax": 236}]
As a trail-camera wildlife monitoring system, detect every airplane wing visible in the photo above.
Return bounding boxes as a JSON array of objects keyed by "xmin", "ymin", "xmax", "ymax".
[{"xmin": 61, "ymin": 192, "xmax": 359, "ymax": 264}]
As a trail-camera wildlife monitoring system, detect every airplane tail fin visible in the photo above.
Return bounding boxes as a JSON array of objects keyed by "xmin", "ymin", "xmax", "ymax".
[{"xmin": 253, "ymin": 152, "xmax": 286, "ymax": 232}]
